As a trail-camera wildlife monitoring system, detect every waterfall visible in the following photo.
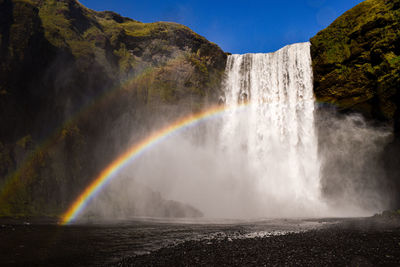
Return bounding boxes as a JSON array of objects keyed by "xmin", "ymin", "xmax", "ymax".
[
  {"xmin": 86, "ymin": 43, "xmax": 389, "ymax": 220},
  {"xmin": 220, "ymin": 42, "xmax": 324, "ymax": 215}
]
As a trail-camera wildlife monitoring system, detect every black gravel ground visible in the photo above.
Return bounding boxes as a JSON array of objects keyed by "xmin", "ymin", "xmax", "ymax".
[
  {"xmin": 1, "ymin": 217, "xmax": 399, "ymax": 266},
  {"xmin": 119, "ymin": 218, "xmax": 400, "ymax": 267}
]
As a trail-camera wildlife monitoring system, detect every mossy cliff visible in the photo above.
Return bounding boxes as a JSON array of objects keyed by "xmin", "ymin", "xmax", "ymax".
[
  {"xmin": 311, "ymin": 0, "xmax": 400, "ymax": 206},
  {"xmin": 311, "ymin": 0, "xmax": 400, "ymax": 125},
  {"xmin": 0, "ymin": 0, "xmax": 226, "ymax": 217}
]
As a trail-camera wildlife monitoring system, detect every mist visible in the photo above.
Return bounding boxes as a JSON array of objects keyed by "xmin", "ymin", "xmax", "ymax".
[
  {"xmin": 317, "ymin": 108, "xmax": 393, "ymax": 216},
  {"xmin": 81, "ymin": 108, "xmax": 392, "ymax": 221},
  {"xmin": 79, "ymin": 43, "xmax": 394, "ymax": 221}
]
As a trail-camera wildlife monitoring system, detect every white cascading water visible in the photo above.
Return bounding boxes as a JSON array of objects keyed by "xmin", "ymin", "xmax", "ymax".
[
  {"xmin": 85, "ymin": 42, "xmax": 390, "ymax": 220},
  {"xmin": 219, "ymin": 42, "xmax": 325, "ymax": 216}
]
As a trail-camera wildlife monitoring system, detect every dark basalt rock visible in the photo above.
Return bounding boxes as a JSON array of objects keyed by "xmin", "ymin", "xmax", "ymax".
[
  {"xmin": 0, "ymin": 0, "xmax": 225, "ymax": 217},
  {"xmin": 311, "ymin": 0, "xmax": 400, "ymax": 126},
  {"xmin": 311, "ymin": 0, "xmax": 400, "ymax": 207}
]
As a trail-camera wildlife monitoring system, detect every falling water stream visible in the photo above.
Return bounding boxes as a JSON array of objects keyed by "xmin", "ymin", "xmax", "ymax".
[{"xmin": 219, "ymin": 42, "xmax": 325, "ymax": 216}]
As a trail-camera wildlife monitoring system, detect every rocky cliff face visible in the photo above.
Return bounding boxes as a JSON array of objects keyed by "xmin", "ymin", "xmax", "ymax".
[
  {"xmin": 311, "ymin": 0, "xmax": 400, "ymax": 126},
  {"xmin": 0, "ymin": 0, "xmax": 226, "ymax": 216},
  {"xmin": 311, "ymin": 0, "xmax": 400, "ymax": 207}
]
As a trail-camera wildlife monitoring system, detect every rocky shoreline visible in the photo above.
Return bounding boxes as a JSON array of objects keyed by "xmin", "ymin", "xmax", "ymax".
[{"xmin": 119, "ymin": 218, "xmax": 400, "ymax": 266}]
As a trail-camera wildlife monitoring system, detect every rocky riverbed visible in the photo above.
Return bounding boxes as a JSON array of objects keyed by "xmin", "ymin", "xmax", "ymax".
[
  {"xmin": 120, "ymin": 218, "xmax": 400, "ymax": 266},
  {"xmin": 1, "ymin": 217, "xmax": 399, "ymax": 266}
]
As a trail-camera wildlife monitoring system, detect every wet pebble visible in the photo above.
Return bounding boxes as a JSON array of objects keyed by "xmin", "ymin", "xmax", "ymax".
[{"xmin": 120, "ymin": 219, "xmax": 400, "ymax": 266}]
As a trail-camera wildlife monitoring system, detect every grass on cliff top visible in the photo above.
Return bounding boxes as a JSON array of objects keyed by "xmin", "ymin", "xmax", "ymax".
[
  {"xmin": 98, "ymin": 16, "xmax": 205, "ymax": 41},
  {"xmin": 311, "ymin": 0, "xmax": 399, "ymax": 64},
  {"xmin": 38, "ymin": 0, "xmax": 75, "ymax": 47},
  {"xmin": 36, "ymin": 0, "xmax": 207, "ymax": 63}
]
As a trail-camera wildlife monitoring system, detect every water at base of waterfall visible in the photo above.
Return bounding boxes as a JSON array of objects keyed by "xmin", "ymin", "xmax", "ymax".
[{"xmin": 0, "ymin": 217, "xmax": 330, "ymax": 266}]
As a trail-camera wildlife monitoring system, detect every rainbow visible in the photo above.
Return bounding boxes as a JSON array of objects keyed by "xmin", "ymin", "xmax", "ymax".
[
  {"xmin": 0, "ymin": 54, "xmax": 189, "ymax": 207},
  {"xmin": 60, "ymin": 104, "xmax": 246, "ymax": 225},
  {"xmin": 0, "ymin": 65, "xmax": 158, "ymax": 207}
]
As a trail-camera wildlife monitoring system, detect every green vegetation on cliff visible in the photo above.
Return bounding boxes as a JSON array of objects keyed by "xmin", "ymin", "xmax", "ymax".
[
  {"xmin": 311, "ymin": 0, "xmax": 400, "ymax": 207},
  {"xmin": 0, "ymin": 0, "xmax": 226, "ymax": 217},
  {"xmin": 311, "ymin": 0, "xmax": 400, "ymax": 123}
]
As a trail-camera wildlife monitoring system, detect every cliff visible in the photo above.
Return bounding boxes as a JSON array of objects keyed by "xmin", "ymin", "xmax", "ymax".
[
  {"xmin": 0, "ymin": 0, "xmax": 226, "ymax": 216},
  {"xmin": 311, "ymin": 0, "xmax": 400, "ymax": 206},
  {"xmin": 311, "ymin": 0, "xmax": 400, "ymax": 126}
]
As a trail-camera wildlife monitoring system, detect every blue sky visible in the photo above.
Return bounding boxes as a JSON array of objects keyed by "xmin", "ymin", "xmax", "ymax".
[{"xmin": 79, "ymin": 0, "xmax": 364, "ymax": 54}]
